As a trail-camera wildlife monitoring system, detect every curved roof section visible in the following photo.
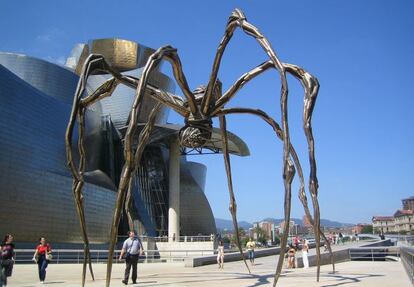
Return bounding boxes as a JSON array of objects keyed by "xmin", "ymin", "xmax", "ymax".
[
  {"xmin": 0, "ymin": 52, "xmax": 78, "ymax": 105},
  {"xmin": 124, "ymin": 123, "xmax": 250, "ymax": 157},
  {"xmin": 65, "ymin": 38, "xmax": 162, "ymax": 75}
]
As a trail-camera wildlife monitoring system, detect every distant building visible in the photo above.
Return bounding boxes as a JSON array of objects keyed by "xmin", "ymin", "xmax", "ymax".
[
  {"xmin": 372, "ymin": 216, "xmax": 395, "ymax": 233},
  {"xmin": 402, "ymin": 197, "xmax": 414, "ymax": 211},
  {"xmin": 371, "ymin": 196, "xmax": 414, "ymax": 234},
  {"xmin": 394, "ymin": 210, "xmax": 414, "ymax": 233},
  {"xmin": 260, "ymin": 221, "xmax": 275, "ymax": 242},
  {"xmin": 279, "ymin": 220, "xmax": 297, "ymax": 235},
  {"xmin": 250, "ymin": 221, "xmax": 275, "ymax": 242},
  {"xmin": 352, "ymin": 224, "xmax": 369, "ymax": 234}
]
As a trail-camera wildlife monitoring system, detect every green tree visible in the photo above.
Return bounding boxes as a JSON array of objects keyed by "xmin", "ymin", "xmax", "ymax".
[
  {"xmin": 231, "ymin": 227, "xmax": 247, "ymax": 247},
  {"xmin": 361, "ymin": 225, "xmax": 373, "ymax": 234},
  {"xmin": 273, "ymin": 236, "xmax": 281, "ymax": 246},
  {"xmin": 253, "ymin": 226, "xmax": 268, "ymax": 245}
]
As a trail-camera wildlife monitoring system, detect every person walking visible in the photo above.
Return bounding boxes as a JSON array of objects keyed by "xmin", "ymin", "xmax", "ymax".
[
  {"xmin": 32, "ymin": 237, "xmax": 52, "ymax": 284},
  {"xmin": 333, "ymin": 232, "xmax": 338, "ymax": 245},
  {"xmin": 301, "ymin": 239, "xmax": 309, "ymax": 269},
  {"xmin": 338, "ymin": 232, "xmax": 344, "ymax": 244},
  {"xmin": 217, "ymin": 240, "xmax": 224, "ymax": 269},
  {"xmin": 1, "ymin": 234, "xmax": 15, "ymax": 286},
  {"xmin": 119, "ymin": 231, "xmax": 144, "ymax": 285},
  {"xmin": 246, "ymin": 238, "xmax": 256, "ymax": 266}
]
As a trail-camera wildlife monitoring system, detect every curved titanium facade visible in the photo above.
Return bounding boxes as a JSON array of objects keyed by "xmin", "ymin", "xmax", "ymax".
[
  {"xmin": 0, "ymin": 60, "xmax": 115, "ymax": 243},
  {"xmin": 180, "ymin": 161, "xmax": 216, "ymax": 236}
]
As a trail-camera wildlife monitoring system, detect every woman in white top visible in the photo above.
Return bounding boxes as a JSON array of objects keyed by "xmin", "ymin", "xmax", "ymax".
[
  {"xmin": 217, "ymin": 240, "xmax": 224, "ymax": 269},
  {"xmin": 302, "ymin": 239, "xmax": 309, "ymax": 269}
]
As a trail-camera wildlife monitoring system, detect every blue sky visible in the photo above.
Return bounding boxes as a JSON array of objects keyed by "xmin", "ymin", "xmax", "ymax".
[{"xmin": 1, "ymin": 0, "xmax": 413, "ymax": 224}]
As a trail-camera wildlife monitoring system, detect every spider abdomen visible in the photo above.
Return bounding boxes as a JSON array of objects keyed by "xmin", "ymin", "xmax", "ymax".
[{"xmin": 178, "ymin": 120, "xmax": 212, "ymax": 148}]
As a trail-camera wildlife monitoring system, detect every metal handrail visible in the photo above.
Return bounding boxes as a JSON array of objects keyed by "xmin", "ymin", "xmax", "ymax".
[
  {"xmin": 400, "ymin": 247, "xmax": 414, "ymax": 283},
  {"xmin": 349, "ymin": 246, "xmax": 400, "ymax": 261},
  {"xmin": 117, "ymin": 235, "xmax": 214, "ymax": 242},
  {"xmin": 13, "ymin": 249, "xmax": 215, "ymax": 264}
]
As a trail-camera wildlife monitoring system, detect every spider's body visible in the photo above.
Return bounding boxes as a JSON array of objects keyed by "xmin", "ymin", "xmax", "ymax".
[
  {"xmin": 179, "ymin": 119, "xmax": 213, "ymax": 148},
  {"xmin": 66, "ymin": 8, "xmax": 332, "ymax": 287},
  {"xmin": 178, "ymin": 83, "xmax": 222, "ymax": 148}
]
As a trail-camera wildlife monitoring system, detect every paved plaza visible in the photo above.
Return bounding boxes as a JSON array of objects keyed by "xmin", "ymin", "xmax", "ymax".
[{"xmin": 8, "ymin": 251, "xmax": 411, "ymax": 287}]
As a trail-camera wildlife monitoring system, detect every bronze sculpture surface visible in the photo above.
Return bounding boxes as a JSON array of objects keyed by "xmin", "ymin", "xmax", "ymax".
[{"xmin": 65, "ymin": 8, "xmax": 331, "ymax": 287}]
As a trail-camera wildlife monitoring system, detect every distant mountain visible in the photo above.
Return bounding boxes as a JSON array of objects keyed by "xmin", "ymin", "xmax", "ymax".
[
  {"xmin": 320, "ymin": 219, "xmax": 354, "ymax": 228},
  {"xmin": 215, "ymin": 218, "xmax": 252, "ymax": 231},
  {"xmin": 261, "ymin": 217, "xmax": 302, "ymax": 225},
  {"xmin": 215, "ymin": 217, "xmax": 354, "ymax": 231},
  {"xmin": 262, "ymin": 217, "xmax": 354, "ymax": 228}
]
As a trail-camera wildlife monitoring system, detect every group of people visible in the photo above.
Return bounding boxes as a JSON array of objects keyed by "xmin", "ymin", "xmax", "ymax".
[
  {"xmin": 216, "ymin": 238, "xmax": 256, "ymax": 270},
  {"xmin": 2, "ymin": 231, "xmax": 323, "ymax": 285},
  {"xmin": 0, "ymin": 231, "xmax": 144, "ymax": 287},
  {"xmin": 0, "ymin": 234, "xmax": 51, "ymax": 286},
  {"xmin": 328, "ymin": 232, "xmax": 345, "ymax": 245},
  {"xmin": 217, "ymin": 237, "xmax": 312, "ymax": 270},
  {"xmin": 0, "ymin": 231, "xmax": 145, "ymax": 286},
  {"xmin": 287, "ymin": 239, "xmax": 310, "ymax": 269}
]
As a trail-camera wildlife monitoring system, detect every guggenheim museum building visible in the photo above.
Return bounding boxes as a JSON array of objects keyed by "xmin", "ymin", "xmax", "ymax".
[{"xmin": 0, "ymin": 39, "xmax": 249, "ymax": 244}]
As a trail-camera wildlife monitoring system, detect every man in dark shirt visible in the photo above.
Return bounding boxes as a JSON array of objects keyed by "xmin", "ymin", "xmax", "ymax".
[{"xmin": 1, "ymin": 234, "xmax": 15, "ymax": 286}]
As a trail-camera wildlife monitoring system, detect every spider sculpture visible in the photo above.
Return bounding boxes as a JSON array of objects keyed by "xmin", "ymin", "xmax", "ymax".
[{"xmin": 65, "ymin": 8, "xmax": 333, "ymax": 287}]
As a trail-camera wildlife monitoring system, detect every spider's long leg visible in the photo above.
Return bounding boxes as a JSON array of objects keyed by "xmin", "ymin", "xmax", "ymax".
[
  {"xmin": 209, "ymin": 11, "xmax": 291, "ymax": 286},
  {"xmin": 217, "ymin": 61, "xmax": 335, "ymax": 277},
  {"xmin": 106, "ymin": 45, "xmax": 194, "ymax": 287},
  {"xmin": 148, "ymin": 88, "xmax": 189, "ymax": 117},
  {"xmin": 125, "ymin": 176, "xmax": 135, "ymax": 231},
  {"xmin": 67, "ymin": 53, "xmax": 189, "ymax": 287},
  {"xmin": 204, "ymin": 17, "xmax": 293, "ymax": 262},
  {"xmin": 77, "ymin": 108, "xmax": 96, "ymax": 282},
  {"xmin": 212, "ymin": 60, "xmax": 273, "ymax": 115},
  {"xmin": 217, "ymin": 108, "xmax": 320, "ymax": 281},
  {"xmin": 203, "ymin": 9, "xmax": 288, "ymax": 121},
  {"xmin": 66, "ymin": 54, "xmax": 147, "ymax": 286},
  {"xmin": 104, "ymin": 51, "xmax": 168, "ymax": 286},
  {"xmin": 284, "ymin": 63, "xmax": 322, "ymax": 281},
  {"xmin": 66, "ymin": 55, "xmax": 119, "ymax": 286},
  {"xmin": 137, "ymin": 45, "xmax": 197, "ymax": 114},
  {"xmin": 218, "ymin": 115, "xmax": 251, "ymax": 274},
  {"xmin": 106, "ymin": 103, "xmax": 162, "ymax": 287},
  {"xmin": 213, "ymin": 58, "xmax": 326, "ymax": 280}
]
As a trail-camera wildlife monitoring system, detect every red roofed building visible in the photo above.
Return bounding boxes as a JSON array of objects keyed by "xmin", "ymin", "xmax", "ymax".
[{"xmin": 372, "ymin": 216, "xmax": 395, "ymax": 233}]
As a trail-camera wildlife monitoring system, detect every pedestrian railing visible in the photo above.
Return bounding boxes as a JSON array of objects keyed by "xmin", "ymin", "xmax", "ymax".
[
  {"xmin": 117, "ymin": 235, "xmax": 214, "ymax": 243},
  {"xmin": 13, "ymin": 249, "xmax": 215, "ymax": 264},
  {"xmin": 349, "ymin": 246, "xmax": 400, "ymax": 261},
  {"xmin": 400, "ymin": 247, "xmax": 414, "ymax": 284},
  {"xmin": 387, "ymin": 235, "xmax": 414, "ymax": 247}
]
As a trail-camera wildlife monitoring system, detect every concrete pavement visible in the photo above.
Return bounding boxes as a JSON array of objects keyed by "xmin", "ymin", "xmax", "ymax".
[{"xmin": 7, "ymin": 252, "xmax": 410, "ymax": 286}]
